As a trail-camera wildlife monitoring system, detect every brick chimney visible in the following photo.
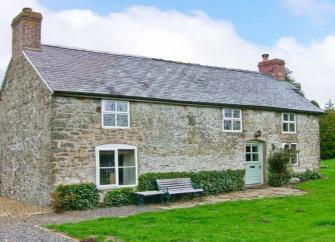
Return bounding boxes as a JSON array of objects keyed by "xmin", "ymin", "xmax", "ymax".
[
  {"xmin": 258, "ymin": 54, "xmax": 285, "ymax": 80},
  {"xmin": 11, "ymin": 8, "xmax": 42, "ymax": 58}
]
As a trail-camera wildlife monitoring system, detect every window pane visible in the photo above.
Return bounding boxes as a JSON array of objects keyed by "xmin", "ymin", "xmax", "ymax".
[
  {"xmin": 283, "ymin": 123, "xmax": 288, "ymax": 132},
  {"xmin": 246, "ymin": 154, "xmax": 251, "ymax": 162},
  {"xmin": 224, "ymin": 120, "xmax": 232, "ymax": 130},
  {"xmin": 233, "ymin": 109, "xmax": 240, "ymax": 118},
  {"xmin": 100, "ymin": 151, "xmax": 115, "ymax": 167},
  {"xmin": 252, "ymin": 153, "xmax": 258, "ymax": 161},
  {"xmin": 117, "ymin": 114, "xmax": 128, "ymax": 127},
  {"xmin": 289, "ymin": 114, "xmax": 295, "ymax": 121},
  {"xmin": 100, "ymin": 168, "xmax": 116, "ymax": 185},
  {"xmin": 291, "ymin": 144, "xmax": 297, "ymax": 150},
  {"xmin": 283, "ymin": 144, "xmax": 290, "ymax": 150},
  {"xmin": 104, "ymin": 101, "xmax": 116, "ymax": 111},
  {"xmin": 224, "ymin": 109, "xmax": 232, "ymax": 118},
  {"xmin": 118, "ymin": 149, "xmax": 135, "ymax": 166},
  {"xmin": 289, "ymin": 123, "xmax": 296, "ymax": 132},
  {"xmin": 246, "ymin": 146, "xmax": 251, "ymax": 153},
  {"xmin": 118, "ymin": 167, "xmax": 136, "ymax": 185},
  {"xmin": 283, "ymin": 113, "xmax": 289, "ymax": 121},
  {"xmin": 252, "ymin": 145, "xmax": 258, "ymax": 152},
  {"xmin": 104, "ymin": 114, "xmax": 115, "ymax": 126},
  {"xmin": 233, "ymin": 120, "xmax": 241, "ymax": 130},
  {"xmin": 117, "ymin": 101, "xmax": 128, "ymax": 112},
  {"xmin": 291, "ymin": 155, "xmax": 298, "ymax": 165}
]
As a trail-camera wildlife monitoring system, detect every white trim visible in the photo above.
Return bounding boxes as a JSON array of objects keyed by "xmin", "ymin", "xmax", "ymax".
[
  {"xmin": 222, "ymin": 108, "xmax": 243, "ymax": 132},
  {"xmin": 95, "ymin": 144, "xmax": 138, "ymax": 189},
  {"xmin": 101, "ymin": 100, "xmax": 130, "ymax": 129},
  {"xmin": 22, "ymin": 51, "xmax": 54, "ymax": 94},
  {"xmin": 282, "ymin": 143, "xmax": 299, "ymax": 166},
  {"xmin": 282, "ymin": 113, "xmax": 296, "ymax": 134}
]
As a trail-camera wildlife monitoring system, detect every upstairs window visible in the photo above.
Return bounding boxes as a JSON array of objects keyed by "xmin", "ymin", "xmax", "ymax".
[
  {"xmin": 283, "ymin": 143, "xmax": 298, "ymax": 166},
  {"xmin": 282, "ymin": 113, "xmax": 296, "ymax": 133},
  {"xmin": 102, "ymin": 100, "xmax": 129, "ymax": 128},
  {"xmin": 223, "ymin": 109, "xmax": 242, "ymax": 132}
]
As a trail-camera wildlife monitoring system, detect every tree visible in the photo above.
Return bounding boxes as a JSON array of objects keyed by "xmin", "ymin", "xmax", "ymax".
[
  {"xmin": 310, "ymin": 100, "xmax": 320, "ymax": 108},
  {"xmin": 325, "ymin": 99, "xmax": 335, "ymax": 111},
  {"xmin": 320, "ymin": 104, "xmax": 335, "ymax": 159},
  {"xmin": 284, "ymin": 68, "xmax": 304, "ymax": 97}
]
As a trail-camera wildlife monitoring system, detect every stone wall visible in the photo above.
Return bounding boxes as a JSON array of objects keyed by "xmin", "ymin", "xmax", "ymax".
[
  {"xmin": 51, "ymin": 96, "xmax": 320, "ymax": 188},
  {"xmin": 0, "ymin": 54, "xmax": 53, "ymax": 206}
]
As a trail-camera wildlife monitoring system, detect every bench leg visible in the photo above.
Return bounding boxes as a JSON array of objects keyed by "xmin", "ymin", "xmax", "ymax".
[
  {"xmin": 137, "ymin": 195, "xmax": 144, "ymax": 206},
  {"xmin": 163, "ymin": 192, "xmax": 171, "ymax": 206}
]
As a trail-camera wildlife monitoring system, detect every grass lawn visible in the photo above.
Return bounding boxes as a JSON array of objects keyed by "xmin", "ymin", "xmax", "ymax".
[{"xmin": 48, "ymin": 160, "xmax": 335, "ymax": 242}]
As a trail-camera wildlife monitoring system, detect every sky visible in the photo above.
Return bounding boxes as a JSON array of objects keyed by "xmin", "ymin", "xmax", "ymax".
[{"xmin": 1, "ymin": 0, "xmax": 335, "ymax": 106}]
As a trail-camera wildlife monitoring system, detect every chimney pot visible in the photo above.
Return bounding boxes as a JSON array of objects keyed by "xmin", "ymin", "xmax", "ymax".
[
  {"xmin": 11, "ymin": 8, "xmax": 42, "ymax": 58},
  {"xmin": 262, "ymin": 53, "xmax": 269, "ymax": 61}
]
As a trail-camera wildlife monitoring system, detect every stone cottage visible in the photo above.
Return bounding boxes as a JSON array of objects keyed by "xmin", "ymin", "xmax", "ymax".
[{"xmin": 0, "ymin": 8, "xmax": 322, "ymax": 206}]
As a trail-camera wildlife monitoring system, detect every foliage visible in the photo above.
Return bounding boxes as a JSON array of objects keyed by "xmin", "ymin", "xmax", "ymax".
[
  {"xmin": 103, "ymin": 188, "xmax": 136, "ymax": 207},
  {"xmin": 324, "ymin": 99, "xmax": 334, "ymax": 111},
  {"xmin": 294, "ymin": 170, "xmax": 322, "ymax": 182},
  {"xmin": 310, "ymin": 100, "xmax": 320, "ymax": 108},
  {"xmin": 320, "ymin": 109, "xmax": 335, "ymax": 159},
  {"xmin": 284, "ymin": 69, "xmax": 304, "ymax": 97},
  {"xmin": 138, "ymin": 169, "xmax": 245, "ymax": 195},
  {"xmin": 52, "ymin": 183, "xmax": 99, "ymax": 213},
  {"xmin": 49, "ymin": 160, "xmax": 335, "ymax": 242},
  {"xmin": 267, "ymin": 149, "xmax": 294, "ymax": 187}
]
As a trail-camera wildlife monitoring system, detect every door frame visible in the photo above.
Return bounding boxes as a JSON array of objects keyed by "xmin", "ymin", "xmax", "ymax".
[{"xmin": 245, "ymin": 141, "xmax": 264, "ymax": 186}]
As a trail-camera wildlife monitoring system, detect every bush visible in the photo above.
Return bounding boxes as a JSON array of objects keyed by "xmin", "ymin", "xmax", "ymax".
[
  {"xmin": 52, "ymin": 183, "xmax": 99, "ymax": 213},
  {"xmin": 138, "ymin": 169, "xmax": 245, "ymax": 195},
  {"xmin": 268, "ymin": 150, "xmax": 293, "ymax": 187},
  {"xmin": 103, "ymin": 188, "xmax": 136, "ymax": 207},
  {"xmin": 294, "ymin": 170, "xmax": 322, "ymax": 182}
]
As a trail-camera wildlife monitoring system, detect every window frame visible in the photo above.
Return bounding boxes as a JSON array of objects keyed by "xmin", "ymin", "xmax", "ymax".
[
  {"xmin": 101, "ymin": 100, "xmax": 130, "ymax": 129},
  {"xmin": 282, "ymin": 113, "xmax": 296, "ymax": 134},
  {"xmin": 222, "ymin": 108, "xmax": 243, "ymax": 133},
  {"xmin": 95, "ymin": 144, "xmax": 138, "ymax": 189},
  {"xmin": 282, "ymin": 143, "xmax": 299, "ymax": 166}
]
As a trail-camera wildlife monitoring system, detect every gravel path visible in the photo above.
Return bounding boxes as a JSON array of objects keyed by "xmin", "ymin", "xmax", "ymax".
[{"xmin": 0, "ymin": 205, "xmax": 158, "ymax": 242}]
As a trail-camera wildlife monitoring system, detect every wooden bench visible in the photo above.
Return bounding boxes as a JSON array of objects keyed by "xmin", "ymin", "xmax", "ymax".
[{"xmin": 156, "ymin": 178, "xmax": 204, "ymax": 204}]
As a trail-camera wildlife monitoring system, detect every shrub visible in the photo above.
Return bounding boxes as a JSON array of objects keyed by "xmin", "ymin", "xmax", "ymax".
[
  {"xmin": 52, "ymin": 183, "xmax": 99, "ymax": 213},
  {"xmin": 268, "ymin": 150, "xmax": 293, "ymax": 187},
  {"xmin": 138, "ymin": 169, "xmax": 245, "ymax": 195},
  {"xmin": 103, "ymin": 188, "xmax": 136, "ymax": 207},
  {"xmin": 320, "ymin": 110, "xmax": 335, "ymax": 159},
  {"xmin": 294, "ymin": 170, "xmax": 322, "ymax": 182}
]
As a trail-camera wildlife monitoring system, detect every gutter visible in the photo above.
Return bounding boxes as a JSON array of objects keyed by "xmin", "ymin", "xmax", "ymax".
[{"xmin": 53, "ymin": 90, "xmax": 324, "ymax": 115}]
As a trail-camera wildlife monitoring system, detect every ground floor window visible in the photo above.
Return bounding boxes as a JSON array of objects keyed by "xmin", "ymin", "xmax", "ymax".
[
  {"xmin": 282, "ymin": 143, "xmax": 298, "ymax": 166},
  {"xmin": 95, "ymin": 144, "xmax": 137, "ymax": 188}
]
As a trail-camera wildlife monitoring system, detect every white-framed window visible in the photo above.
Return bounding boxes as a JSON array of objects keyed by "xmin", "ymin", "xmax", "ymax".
[
  {"xmin": 282, "ymin": 143, "xmax": 298, "ymax": 166},
  {"xmin": 223, "ymin": 108, "xmax": 242, "ymax": 132},
  {"xmin": 282, "ymin": 113, "xmax": 296, "ymax": 133},
  {"xmin": 102, "ymin": 100, "xmax": 130, "ymax": 128},
  {"xmin": 95, "ymin": 144, "xmax": 138, "ymax": 189}
]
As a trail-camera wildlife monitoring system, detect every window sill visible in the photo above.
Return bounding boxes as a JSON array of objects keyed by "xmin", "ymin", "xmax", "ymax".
[
  {"xmin": 97, "ymin": 184, "xmax": 137, "ymax": 190},
  {"xmin": 102, "ymin": 126, "xmax": 130, "ymax": 129},
  {"xmin": 282, "ymin": 131, "xmax": 297, "ymax": 134}
]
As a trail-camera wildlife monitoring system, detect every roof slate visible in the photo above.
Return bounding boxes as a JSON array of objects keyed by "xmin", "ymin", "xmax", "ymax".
[{"xmin": 23, "ymin": 44, "xmax": 322, "ymax": 113}]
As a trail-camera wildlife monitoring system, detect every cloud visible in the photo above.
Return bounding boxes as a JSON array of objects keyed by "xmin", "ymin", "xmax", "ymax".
[
  {"xmin": 0, "ymin": 0, "xmax": 334, "ymax": 106},
  {"xmin": 280, "ymin": 0, "xmax": 335, "ymax": 17}
]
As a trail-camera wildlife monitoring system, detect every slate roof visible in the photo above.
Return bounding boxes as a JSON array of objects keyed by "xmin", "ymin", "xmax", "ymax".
[{"xmin": 23, "ymin": 44, "xmax": 322, "ymax": 114}]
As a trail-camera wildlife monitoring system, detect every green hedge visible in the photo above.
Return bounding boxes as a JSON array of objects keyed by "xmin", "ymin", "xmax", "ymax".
[
  {"xmin": 138, "ymin": 169, "xmax": 245, "ymax": 195},
  {"xmin": 103, "ymin": 188, "xmax": 136, "ymax": 207},
  {"xmin": 52, "ymin": 183, "xmax": 99, "ymax": 213}
]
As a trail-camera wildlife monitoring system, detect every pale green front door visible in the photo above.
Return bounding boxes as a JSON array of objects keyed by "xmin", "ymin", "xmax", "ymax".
[{"xmin": 245, "ymin": 142, "xmax": 263, "ymax": 185}]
